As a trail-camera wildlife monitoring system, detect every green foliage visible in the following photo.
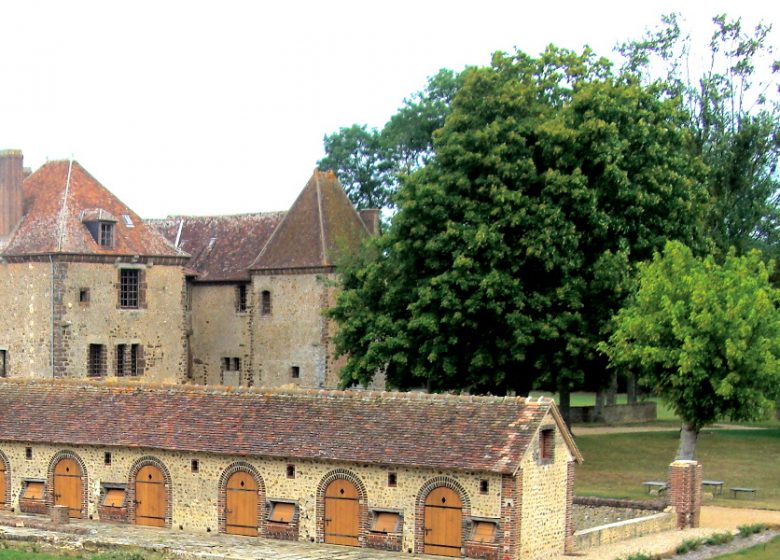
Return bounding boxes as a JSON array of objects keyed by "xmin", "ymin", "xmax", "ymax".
[
  {"xmin": 319, "ymin": 69, "xmax": 463, "ymax": 209},
  {"xmin": 676, "ymin": 537, "xmax": 705, "ymax": 554},
  {"xmin": 330, "ymin": 45, "xmax": 708, "ymax": 397},
  {"xmin": 602, "ymin": 241, "xmax": 780, "ymax": 436},
  {"xmin": 707, "ymin": 532, "xmax": 736, "ymax": 546},
  {"xmin": 619, "ymin": 553, "xmax": 659, "ymax": 560},
  {"xmin": 738, "ymin": 524, "xmax": 767, "ymax": 537},
  {"xmin": 620, "ymin": 14, "xmax": 780, "ymax": 260}
]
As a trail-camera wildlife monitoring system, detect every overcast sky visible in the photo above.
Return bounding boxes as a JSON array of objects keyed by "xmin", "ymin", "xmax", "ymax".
[{"xmin": 0, "ymin": 0, "xmax": 776, "ymax": 218}]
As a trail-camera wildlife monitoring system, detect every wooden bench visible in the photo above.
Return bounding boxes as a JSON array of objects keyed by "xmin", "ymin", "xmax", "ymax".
[
  {"xmin": 702, "ymin": 480, "xmax": 725, "ymax": 495},
  {"xmin": 730, "ymin": 487, "xmax": 757, "ymax": 499},
  {"xmin": 642, "ymin": 481, "xmax": 668, "ymax": 495}
]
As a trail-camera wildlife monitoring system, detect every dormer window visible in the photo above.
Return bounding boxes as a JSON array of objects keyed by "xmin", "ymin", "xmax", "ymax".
[
  {"xmin": 99, "ymin": 222, "xmax": 114, "ymax": 247},
  {"xmin": 81, "ymin": 209, "xmax": 117, "ymax": 249}
]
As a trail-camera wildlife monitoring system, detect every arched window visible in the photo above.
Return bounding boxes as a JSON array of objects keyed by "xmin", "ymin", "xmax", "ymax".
[{"xmin": 261, "ymin": 290, "xmax": 272, "ymax": 316}]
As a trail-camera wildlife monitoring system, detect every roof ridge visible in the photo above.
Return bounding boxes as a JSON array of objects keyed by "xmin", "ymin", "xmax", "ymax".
[
  {"xmin": 54, "ymin": 159, "xmax": 74, "ymax": 252},
  {"xmin": 315, "ymin": 170, "xmax": 328, "ymax": 266}
]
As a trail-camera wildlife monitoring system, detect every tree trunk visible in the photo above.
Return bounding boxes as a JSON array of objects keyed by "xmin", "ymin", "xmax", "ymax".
[
  {"xmin": 676, "ymin": 423, "xmax": 699, "ymax": 460},
  {"xmin": 594, "ymin": 389, "xmax": 605, "ymax": 421},
  {"xmin": 606, "ymin": 370, "xmax": 618, "ymax": 406},
  {"xmin": 626, "ymin": 372, "xmax": 637, "ymax": 404},
  {"xmin": 559, "ymin": 382, "xmax": 571, "ymax": 429}
]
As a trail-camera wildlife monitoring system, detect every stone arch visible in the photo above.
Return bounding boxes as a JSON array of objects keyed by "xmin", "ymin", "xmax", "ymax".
[
  {"xmin": 316, "ymin": 469, "xmax": 369, "ymax": 545},
  {"xmin": 217, "ymin": 462, "xmax": 266, "ymax": 536},
  {"xmin": 46, "ymin": 450, "xmax": 89, "ymax": 519},
  {"xmin": 127, "ymin": 456, "xmax": 172, "ymax": 528},
  {"xmin": 0, "ymin": 449, "xmax": 10, "ymax": 509},
  {"xmin": 414, "ymin": 476, "xmax": 472, "ymax": 555}
]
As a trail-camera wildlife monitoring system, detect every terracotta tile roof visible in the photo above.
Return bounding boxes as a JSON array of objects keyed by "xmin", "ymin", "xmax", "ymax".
[
  {"xmin": 250, "ymin": 170, "xmax": 369, "ymax": 272},
  {"xmin": 1, "ymin": 161, "xmax": 183, "ymax": 258},
  {"xmin": 0, "ymin": 380, "xmax": 579, "ymax": 474},
  {"xmin": 148, "ymin": 213, "xmax": 284, "ymax": 282}
]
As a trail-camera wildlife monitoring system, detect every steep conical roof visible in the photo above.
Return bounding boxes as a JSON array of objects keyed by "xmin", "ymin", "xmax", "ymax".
[{"xmin": 250, "ymin": 170, "xmax": 368, "ymax": 272}]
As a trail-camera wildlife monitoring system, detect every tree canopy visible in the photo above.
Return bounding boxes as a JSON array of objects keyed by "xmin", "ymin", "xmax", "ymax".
[
  {"xmin": 329, "ymin": 46, "xmax": 708, "ymax": 420},
  {"xmin": 600, "ymin": 241, "xmax": 780, "ymax": 459}
]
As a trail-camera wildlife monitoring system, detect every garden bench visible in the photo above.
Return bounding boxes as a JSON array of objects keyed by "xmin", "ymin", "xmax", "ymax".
[
  {"xmin": 730, "ymin": 487, "xmax": 757, "ymax": 499},
  {"xmin": 702, "ymin": 480, "xmax": 724, "ymax": 495},
  {"xmin": 642, "ymin": 481, "xmax": 668, "ymax": 494}
]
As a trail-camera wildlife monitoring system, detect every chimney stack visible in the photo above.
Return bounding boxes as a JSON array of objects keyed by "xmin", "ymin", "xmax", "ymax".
[{"xmin": 0, "ymin": 149, "xmax": 24, "ymax": 238}]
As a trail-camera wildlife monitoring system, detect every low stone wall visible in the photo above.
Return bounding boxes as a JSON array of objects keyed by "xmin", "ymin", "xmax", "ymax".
[
  {"xmin": 572, "ymin": 504, "xmax": 659, "ymax": 532},
  {"xmin": 570, "ymin": 402, "xmax": 657, "ymax": 424},
  {"xmin": 573, "ymin": 512, "xmax": 674, "ymax": 550}
]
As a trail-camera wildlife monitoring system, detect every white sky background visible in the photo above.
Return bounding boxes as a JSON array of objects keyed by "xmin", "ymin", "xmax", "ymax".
[{"xmin": 0, "ymin": 0, "xmax": 776, "ymax": 218}]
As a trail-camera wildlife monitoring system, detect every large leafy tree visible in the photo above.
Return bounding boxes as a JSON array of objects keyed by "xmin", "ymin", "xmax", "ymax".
[
  {"xmin": 620, "ymin": 14, "xmax": 780, "ymax": 258},
  {"xmin": 601, "ymin": 241, "xmax": 780, "ymax": 459},
  {"xmin": 318, "ymin": 69, "xmax": 462, "ymax": 209},
  {"xmin": 330, "ymin": 46, "xmax": 708, "ymax": 423}
]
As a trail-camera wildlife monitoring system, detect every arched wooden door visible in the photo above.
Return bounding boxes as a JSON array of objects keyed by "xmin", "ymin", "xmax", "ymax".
[
  {"xmin": 135, "ymin": 465, "xmax": 167, "ymax": 527},
  {"xmin": 225, "ymin": 471, "xmax": 258, "ymax": 536},
  {"xmin": 0, "ymin": 459, "xmax": 6, "ymax": 506},
  {"xmin": 53, "ymin": 458, "xmax": 82, "ymax": 518},
  {"xmin": 424, "ymin": 487, "xmax": 462, "ymax": 557},
  {"xmin": 324, "ymin": 479, "xmax": 360, "ymax": 546}
]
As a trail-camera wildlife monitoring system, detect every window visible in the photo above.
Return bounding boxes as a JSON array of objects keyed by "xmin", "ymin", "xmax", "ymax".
[
  {"xmin": 470, "ymin": 520, "xmax": 497, "ymax": 543},
  {"xmin": 22, "ymin": 481, "xmax": 44, "ymax": 500},
  {"xmin": 88, "ymin": 344, "xmax": 107, "ymax": 377},
  {"xmin": 479, "ymin": 480, "xmax": 489, "ymax": 494},
  {"xmin": 222, "ymin": 357, "xmax": 240, "ymax": 372},
  {"xmin": 236, "ymin": 284, "xmax": 248, "ymax": 312},
  {"xmin": 540, "ymin": 427, "xmax": 554, "ymax": 462},
  {"xmin": 119, "ymin": 269, "xmax": 140, "ymax": 309},
  {"xmin": 0, "ymin": 349, "xmax": 6, "ymax": 377},
  {"xmin": 191, "ymin": 459, "xmax": 199, "ymax": 473},
  {"xmin": 104, "ymin": 452, "xmax": 112, "ymax": 466},
  {"xmin": 130, "ymin": 344, "xmax": 142, "ymax": 376},
  {"xmin": 370, "ymin": 511, "xmax": 401, "ymax": 533},
  {"xmin": 25, "ymin": 447, "xmax": 32, "ymax": 460},
  {"xmin": 290, "ymin": 366, "xmax": 300, "ymax": 379},
  {"xmin": 79, "ymin": 288, "xmax": 90, "ymax": 303},
  {"xmin": 387, "ymin": 472, "xmax": 397, "ymax": 487},
  {"xmin": 261, "ymin": 290, "xmax": 271, "ymax": 315},
  {"xmin": 268, "ymin": 501, "xmax": 296, "ymax": 523},
  {"xmin": 101, "ymin": 487, "xmax": 126, "ymax": 508},
  {"xmin": 117, "ymin": 344, "xmax": 143, "ymax": 376},
  {"xmin": 99, "ymin": 222, "xmax": 114, "ymax": 248},
  {"xmin": 286, "ymin": 464, "xmax": 295, "ymax": 479}
]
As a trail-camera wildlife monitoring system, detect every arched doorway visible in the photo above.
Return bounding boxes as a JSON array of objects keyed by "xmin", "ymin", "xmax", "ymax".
[
  {"xmin": 53, "ymin": 458, "xmax": 82, "ymax": 518},
  {"xmin": 424, "ymin": 486, "xmax": 463, "ymax": 557},
  {"xmin": 225, "ymin": 470, "xmax": 258, "ymax": 536},
  {"xmin": 135, "ymin": 464, "xmax": 167, "ymax": 527},
  {"xmin": 0, "ymin": 456, "xmax": 6, "ymax": 507},
  {"xmin": 324, "ymin": 478, "xmax": 360, "ymax": 546}
]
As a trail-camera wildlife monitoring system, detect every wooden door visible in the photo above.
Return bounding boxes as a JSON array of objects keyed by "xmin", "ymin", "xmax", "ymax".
[
  {"xmin": 424, "ymin": 487, "xmax": 462, "ymax": 557},
  {"xmin": 135, "ymin": 465, "xmax": 167, "ymax": 527},
  {"xmin": 324, "ymin": 479, "xmax": 360, "ymax": 546},
  {"xmin": 53, "ymin": 458, "xmax": 82, "ymax": 518},
  {"xmin": 0, "ymin": 460, "xmax": 5, "ymax": 506},
  {"xmin": 225, "ymin": 471, "xmax": 258, "ymax": 536}
]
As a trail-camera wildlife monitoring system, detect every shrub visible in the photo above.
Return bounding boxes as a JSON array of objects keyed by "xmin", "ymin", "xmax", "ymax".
[
  {"xmin": 675, "ymin": 538, "xmax": 704, "ymax": 554},
  {"xmin": 737, "ymin": 523, "xmax": 767, "ymax": 537},
  {"xmin": 704, "ymin": 532, "xmax": 734, "ymax": 546}
]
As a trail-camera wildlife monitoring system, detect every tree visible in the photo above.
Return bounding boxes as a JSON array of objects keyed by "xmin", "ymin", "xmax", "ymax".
[
  {"xmin": 619, "ymin": 14, "xmax": 780, "ymax": 259},
  {"xmin": 600, "ymin": 241, "xmax": 780, "ymax": 459},
  {"xmin": 318, "ymin": 69, "xmax": 462, "ymax": 209},
  {"xmin": 329, "ymin": 46, "xmax": 708, "ymax": 424}
]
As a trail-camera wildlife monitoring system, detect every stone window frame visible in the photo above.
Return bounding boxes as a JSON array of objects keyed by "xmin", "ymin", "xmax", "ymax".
[
  {"xmin": 217, "ymin": 462, "xmax": 265, "ymax": 537},
  {"xmin": 368, "ymin": 507, "xmax": 403, "ymax": 533},
  {"xmin": 315, "ymin": 469, "xmax": 369, "ymax": 546},
  {"xmin": 539, "ymin": 425, "xmax": 555, "ymax": 465},
  {"xmin": 20, "ymin": 479, "xmax": 46, "ymax": 500},
  {"xmin": 414, "ymin": 476, "xmax": 472, "ymax": 555},
  {"xmin": 466, "ymin": 516, "xmax": 500, "ymax": 544},
  {"xmin": 116, "ymin": 266, "xmax": 147, "ymax": 310},
  {"xmin": 235, "ymin": 284, "xmax": 249, "ymax": 313},
  {"xmin": 0, "ymin": 449, "xmax": 10, "ymax": 509},
  {"xmin": 0, "ymin": 348, "xmax": 7, "ymax": 377},
  {"xmin": 100, "ymin": 483, "xmax": 128, "ymax": 508},
  {"xmin": 46, "ymin": 450, "xmax": 90, "ymax": 519},
  {"xmin": 260, "ymin": 290, "xmax": 272, "ymax": 316},
  {"xmin": 87, "ymin": 343, "xmax": 107, "ymax": 377},
  {"xmin": 267, "ymin": 498, "xmax": 298, "ymax": 524},
  {"xmin": 78, "ymin": 288, "xmax": 90, "ymax": 305},
  {"xmin": 127, "ymin": 456, "xmax": 173, "ymax": 529},
  {"xmin": 115, "ymin": 343, "xmax": 144, "ymax": 377}
]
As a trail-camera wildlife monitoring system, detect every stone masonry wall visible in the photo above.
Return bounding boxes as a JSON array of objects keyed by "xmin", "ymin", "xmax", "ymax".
[
  {"xmin": 519, "ymin": 413, "xmax": 576, "ymax": 560},
  {"xmin": 0, "ymin": 441, "xmax": 503, "ymax": 554},
  {"xmin": 189, "ymin": 284, "xmax": 252, "ymax": 386},
  {"xmin": 0, "ymin": 262, "xmax": 53, "ymax": 377},
  {"xmin": 58, "ymin": 262, "xmax": 187, "ymax": 382}
]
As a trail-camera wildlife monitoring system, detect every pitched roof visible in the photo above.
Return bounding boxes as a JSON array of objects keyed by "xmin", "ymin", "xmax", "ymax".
[
  {"xmin": 250, "ymin": 170, "xmax": 369, "ymax": 272},
  {"xmin": 1, "ymin": 160, "xmax": 183, "ymax": 258},
  {"xmin": 0, "ymin": 380, "xmax": 580, "ymax": 474},
  {"xmin": 148, "ymin": 213, "xmax": 284, "ymax": 282}
]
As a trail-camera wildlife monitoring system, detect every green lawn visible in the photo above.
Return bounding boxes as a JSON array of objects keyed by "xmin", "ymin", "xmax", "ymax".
[
  {"xmin": 575, "ymin": 428, "xmax": 780, "ymax": 509},
  {"xmin": 0, "ymin": 546, "xmax": 162, "ymax": 560},
  {"xmin": 712, "ymin": 534, "xmax": 780, "ymax": 559}
]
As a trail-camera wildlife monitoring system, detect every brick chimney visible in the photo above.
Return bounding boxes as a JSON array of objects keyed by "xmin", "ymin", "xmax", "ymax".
[{"xmin": 0, "ymin": 149, "xmax": 24, "ymax": 238}]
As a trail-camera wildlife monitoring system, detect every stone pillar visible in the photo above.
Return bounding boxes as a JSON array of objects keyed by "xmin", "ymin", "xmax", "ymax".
[
  {"xmin": 50, "ymin": 505, "xmax": 69, "ymax": 525},
  {"xmin": 668, "ymin": 460, "xmax": 702, "ymax": 529}
]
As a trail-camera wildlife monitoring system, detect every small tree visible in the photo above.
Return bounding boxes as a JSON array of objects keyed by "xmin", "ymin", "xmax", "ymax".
[{"xmin": 601, "ymin": 241, "xmax": 780, "ymax": 459}]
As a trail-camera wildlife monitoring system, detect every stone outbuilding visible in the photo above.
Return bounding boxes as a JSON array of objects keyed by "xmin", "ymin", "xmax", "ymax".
[{"xmin": 0, "ymin": 379, "xmax": 582, "ymax": 560}]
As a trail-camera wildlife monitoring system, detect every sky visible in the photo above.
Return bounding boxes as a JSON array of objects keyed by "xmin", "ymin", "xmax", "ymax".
[{"xmin": 0, "ymin": 0, "xmax": 776, "ymax": 218}]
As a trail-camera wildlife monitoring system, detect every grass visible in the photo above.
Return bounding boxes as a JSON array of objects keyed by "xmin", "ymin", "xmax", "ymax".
[
  {"xmin": 0, "ymin": 543, "xmax": 165, "ymax": 559},
  {"xmin": 574, "ymin": 428, "xmax": 780, "ymax": 509},
  {"xmin": 711, "ymin": 534, "xmax": 780, "ymax": 559}
]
